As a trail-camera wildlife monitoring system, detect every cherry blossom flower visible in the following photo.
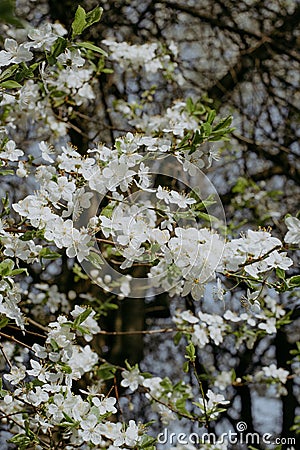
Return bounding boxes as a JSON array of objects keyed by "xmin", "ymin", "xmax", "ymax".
[
  {"xmin": 121, "ymin": 367, "xmax": 145, "ymax": 392},
  {"xmin": 0, "ymin": 140, "xmax": 24, "ymax": 161},
  {"xmin": 0, "ymin": 39, "xmax": 33, "ymax": 66},
  {"xmin": 26, "ymin": 23, "xmax": 62, "ymax": 50},
  {"xmin": 258, "ymin": 317, "xmax": 277, "ymax": 334},
  {"xmin": 197, "ymin": 389, "xmax": 230, "ymax": 419},
  {"xmin": 3, "ymin": 365, "xmax": 26, "ymax": 385},
  {"xmin": 79, "ymin": 414, "xmax": 103, "ymax": 445},
  {"xmin": 27, "ymin": 360, "xmax": 49, "ymax": 383},
  {"xmin": 92, "ymin": 395, "xmax": 117, "ymax": 415},
  {"xmin": 284, "ymin": 216, "xmax": 300, "ymax": 245},
  {"xmin": 26, "ymin": 386, "xmax": 49, "ymax": 406}
]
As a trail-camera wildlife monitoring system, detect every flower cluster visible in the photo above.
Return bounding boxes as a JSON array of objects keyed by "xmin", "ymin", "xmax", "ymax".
[
  {"xmin": 102, "ymin": 39, "xmax": 177, "ymax": 74},
  {"xmin": 223, "ymin": 230, "xmax": 292, "ymax": 277},
  {"xmin": 1, "ymin": 309, "xmax": 146, "ymax": 448}
]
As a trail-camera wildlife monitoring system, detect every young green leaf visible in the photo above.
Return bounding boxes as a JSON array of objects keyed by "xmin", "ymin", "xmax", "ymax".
[
  {"xmin": 0, "ymin": 80, "xmax": 22, "ymax": 89},
  {"xmin": 0, "ymin": 316, "xmax": 9, "ymax": 329},
  {"xmin": 76, "ymin": 41, "xmax": 108, "ymax": 57},
  {"xmin": 0, "ymin": 169, "xmax": 14, "ymax": 176},
  {"xmin": 73, "ymin": 307, "xmax": 93, "ymax": 327},
  {"xmin": 212, "ymin": 115, "xmax": 233, "ymax": 131},
  {"xmin": 71, "ymin": 5, "xmax": 103, "ymax": 39},
  {"xmin": 87, "ymin": 251, "xmax": 104, "ymax": 269},
  {"xmin": 85, "ymin": 6, "xmax": 103, "ymax": 29},
  {"xmin": 207, "ymin": 109, "xmax": 216, "ymax": 124},
  {"xmin": 0, "ymin": 258, "xmax": 14, "ymax": 277},
  {"xmin": 287, "ymin": 275, "xmax": 300, "ymax": 288},
  {"xmin": 71, "ymin": 5, "xmax": 87, "ymax": 39},
  {"xmin": 97, "ymin": 363, "xmax": 117, "ymax": 380},
  {"xmin": 39, "ymin": 248, "xmax": 62, "ymax": 260},
  {"xmin": 185, "ymin": 342, "xmax": 196, "ymax": 362}
]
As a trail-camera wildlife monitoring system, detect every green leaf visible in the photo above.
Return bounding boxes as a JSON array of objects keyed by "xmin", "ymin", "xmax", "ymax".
[
  {"xmin": 175, "ymin": 398, "xmax": 192, "ymax": 417},
  {"xmin": 62, "ymin": 411, "xmax": 74, "ymax": 424},
  {"xmin": 160, "ymin": 377, "xmax": 172, "ymax": 391},
  {"xmin": 0, "ymin": 258, "xmax": 14, "ymax": 276},
  {"xmin": 185, "ymin": 342, "xmax": 196, "ymax": 362},
  {"xmin": 76, "ymin": 41, "xmax": 107, "ymax": 56},
  {"xmin": 200, "ymin": 121, "xmax": 212, "ymax": 138},
  {"xmin": 193, "ymin": 400, "xmax": 205, "ymax": 410},
  {"xmin": 276, "ymin": 268, "xmax": 286, "ymax": 280},
  {"xmin": 20, "ymin": 231, "xmax": 38, "ymax": 241},
  {"xmin": 0, "ymin": 259, "xmax": 28, "ymax": 277},
  {"xmin": 206, "ymin": 109, "xmax": 216, "ymax": 124},
  {"xmin": 39, "ymin": 248, "xmax": 61, "ymax": 260},
  {"xmin": 0, "ymin": 169, "xmax": 14, "ymax": 176},
  {"xmin": 71, "ymin": 5, "xmax": 103, "ymax": 39},
  {"xmin": 75, "ymin": 325, "xmax": 90, "ymax": 336},
  {"xmin": 59, "ymin": 363, "xmax": 72, "ymax": 374},
  {"xmin": 52, "ymin": 37, "xmax": 67, "ymax": 58},
  {"xmin": 8, "ymin": 434, "xmax": 37, "ymax": 449},
  {"xmin": 208, "ymin": 132, "xmax": 233, "ymax": 142},
  {"xmin": 0, "ymin": 80, "xmax": 22, "ymax": 89},
  {"xmin": 20, "ymin": 229, "xmax": 44, "ymax": 241},
  {"xmin": 85, "ymin": 6, "xmax": 103, "ymax": 29},
  {"xmin": 212, "ymin": 115, "xmax": 233, "ymax": 131},
  {"xmin": 10, "ymin": 268, "xmax": 28, "ymax": 276},
  {"xmin": 139, "ymin": 435, "xmax": 157, "ymax": 449},
  {"xmin": 287, "ymin": 275, "xmax": 300, "ymax": 288},
  {"xmin": 0, "ymin": 378, "xmax": 9, "ymax": 397},
  {"xmin": 100, "ymin": 68, "xmax": 114, "ymax": 74},
  {"xmin": 73, "ymin": 262, "xmax": 89, "ymax": 281},
  {"xmin": 87, "ymin": 251, "xmax": 104, "ymax": 269},
  {"xmin": 0, "ymin": 316, "xmax": 9, "ymax": 329},
  {"xmin": 192, "ymin": 129, "xmax": 201, "ymax": 145},
  {"xmin": 186, "ymin": 97, "xmax": 193, "ymax": 113},
  {"xmin": 173, "ymin": 331, "xmax": 182, "ymax": 346},
  {"xmin": 185, "ymin": 97, "xmax": 206, "ymax": 116},
  {"xmin": 73, "ymin": 307, "xmax": 93, "ymax": 327},
  {"xmin": 29, "ymin": 62, "xmax": 39, "ymax": 72},
  {"xmin": 71, "ymin": 5, "xmax": 87, "ymax": 38},
  {"xmin": 193, "ymin": 211, "xmax": 215, "ymax": 222},
  {"xmin": 97, "ymin": 363, "xmax": 117, "ymax": 380},
  {"xmin": 232, "ymin": 177, "xmax": 249, "ymax": 194},
  {"xmin": 15, "ymin": 62, "xmax": 35, "ymax": 82},
  {"xmin": 50, "ymin": 339, "xmax": 59, "ymax": 351},
  {"xmin": 47, "ymin": 37, "xmax": 67, "ymax": 64},
  {"xmin": 178, "ymin": 131, "xmax": 192, "ymax": 149},
  {"xmin": 125, "ymin": 359, "xmax": 133, "ymax": 370},
  {"xmin": 0, "ymin": 64, "xmax": 19, "ymax": 82}
]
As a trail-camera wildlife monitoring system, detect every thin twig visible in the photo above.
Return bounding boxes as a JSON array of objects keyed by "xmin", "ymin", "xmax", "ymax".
[
  {"xmin": 97, "ymin": 328, "xmax": 175, "ymax": 336},
  {"xmin": 8, "ymin": 325, "xmax": 46, "ymax": 339},
  {"xmin": 191, "ymin": 360, "xmax": 210, "ymax": 429},
  {"xmin": 95, "ymin": 237, "xmax": 118, "ymax": 245},
  {"xmin": 237, "ymin": 245, "xmax": 282, "ymax": 269},
  {"xmin": 0, "ymin": 341, "xmax": 12, "ymax": 368},
  {"xmin": 26, "ymin": 318, "xmax": 48, "ymax": 333},
  {"xmin": 0, "ymin": 331, "xmax": 33, "ymax": 350}
]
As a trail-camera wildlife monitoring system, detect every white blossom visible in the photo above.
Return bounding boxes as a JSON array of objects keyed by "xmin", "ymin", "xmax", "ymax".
[
  {"xmin": 121, "ymin": 367, "xmax": 145, "ymax": 392},
  {"xmin": 284, "ymin": 216, "xmax": 300, "ymax": 245}
]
